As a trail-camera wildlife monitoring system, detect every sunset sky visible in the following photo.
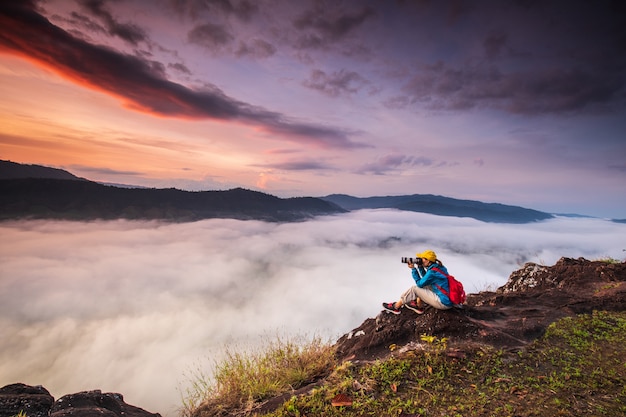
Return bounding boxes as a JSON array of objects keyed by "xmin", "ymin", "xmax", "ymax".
[{"xmin": 1, "ymin": 0, "xmax": 625, "ymax": 218}]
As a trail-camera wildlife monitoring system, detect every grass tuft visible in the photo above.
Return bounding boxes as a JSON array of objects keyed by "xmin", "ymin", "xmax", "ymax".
[
  {"xmin": 182, "ymin": 334, "xmax": 336, "ymax": 417},
  {"xmin": 595, "ymin": 256, "xmax": 623, "ymax": 264}
]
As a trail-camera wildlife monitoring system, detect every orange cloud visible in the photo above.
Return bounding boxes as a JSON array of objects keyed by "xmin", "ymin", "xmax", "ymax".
[{"xmin": 0, "ymin": 2, "xmax": 360, "ymax": 150}]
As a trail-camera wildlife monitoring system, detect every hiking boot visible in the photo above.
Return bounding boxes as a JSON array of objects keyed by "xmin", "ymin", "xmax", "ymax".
[
  {"xmin": 382, "ymin": 302, "xmax": 401, "ymax": 315},
  {"xmin": 405, "ymin": 300, "xmax": 425, "ymax": 314}
]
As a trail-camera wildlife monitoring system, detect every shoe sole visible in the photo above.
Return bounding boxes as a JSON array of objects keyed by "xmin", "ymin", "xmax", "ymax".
[
  {"xmin": 382, "ymin": 307, "xmax": 401, "ymax": 315},
  {"xmin": 405, "ymin": 305, "xmax": 425, "ymax": 314}
]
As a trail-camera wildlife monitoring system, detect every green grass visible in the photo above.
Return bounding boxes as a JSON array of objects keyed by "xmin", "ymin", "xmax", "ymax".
[
  {"xmin": 183, "ymin": 310, "xmax": 626, "ymax": 417},
  {"xmin": 595, "ymin": 256, "xmax": 623, "ymax": 264},
  {"xmin": 182, "ymin": 334, "xmax": 337, "ymax": 417}
]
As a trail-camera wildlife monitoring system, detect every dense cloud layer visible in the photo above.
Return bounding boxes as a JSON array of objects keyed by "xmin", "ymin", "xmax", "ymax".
[{"xmin": 1, "ymin": 211, "xmax": 624, "ymax": 415}]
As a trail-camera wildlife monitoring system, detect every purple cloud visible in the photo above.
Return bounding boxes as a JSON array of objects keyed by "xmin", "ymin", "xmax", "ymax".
[
  {"xmin": 302, "ymin": 68, "xmax": 368, "ymax": 97},
  {"xmin": 399, "ymin": 60, "xmax": 625, "ymax": 115},
  {"xmin": 255, "ymin": 160, "xmax": 334, "ymax": 171},
  {"xmin": 357, "ymin": 154, "xmax": 434, "ymax": 175},
  {"xmin": 170, "ymin": 0, "xmax": 258, "ymax": 22},
  {"xmin": 0, "ymin": 1, "xmax": 360, "ymax": 149},
  {"xmin": 188, "ymin": 22, "xmax": 234, "ymax": 50},
  {"xmin": 235, "ymin": 38, "xmax": 276, "ymax": 59},
  {"xmin": 78, "ymin": 0, "xmax": 148, "ymax": 46},
  {"xmin": 292, "ymin": 4, "xmax": 375, "ymax": 49}
]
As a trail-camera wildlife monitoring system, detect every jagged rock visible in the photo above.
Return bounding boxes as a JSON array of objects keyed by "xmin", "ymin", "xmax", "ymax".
[
  {"xmin": 0, "ymin": 384, "xmax": 54, "ymax": 417},
  {"xmin": 335, "ymin": 257, "xmax": 626, "ymax": 361},
  {"xmin": 497, "ymin": 257, "xmax": 626, "ymax": 294},
  {"xmin": 50, "ymin": 390, "xmax": 161, "ymax": 417},
  {"xmin": 0, "ymin": 385, "xmax": 161, "ymax": 417},
  {"xmin": 497, "ymin": 262, "xmax": 550, "ymax": 293}
]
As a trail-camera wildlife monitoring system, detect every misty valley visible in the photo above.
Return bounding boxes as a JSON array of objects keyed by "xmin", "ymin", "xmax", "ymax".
[{"xmin": 1, "ymin": 211, "xmax": 625, "ymax": 415}]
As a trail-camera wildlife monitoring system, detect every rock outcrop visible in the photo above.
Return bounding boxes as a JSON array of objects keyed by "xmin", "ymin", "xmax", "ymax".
[
  {"xmin": 0, "ymin": 384, "xmax": 161, "ymax": 417},
  {"xmin": 335, "ymin": 257, "xmax": 626, "ymax": 361},
  {"xmin": 0, "ymin": 384, "xmax": 53, "ymax": 417}
]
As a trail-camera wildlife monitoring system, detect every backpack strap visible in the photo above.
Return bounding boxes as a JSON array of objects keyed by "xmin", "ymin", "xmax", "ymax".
[
  {"xmin": 431, "ymin": 266, "xmax": 449, "ymax": 278},
  {"xmin": 430, "ymin": 266, "xmax": 450, "ymax": 298}
]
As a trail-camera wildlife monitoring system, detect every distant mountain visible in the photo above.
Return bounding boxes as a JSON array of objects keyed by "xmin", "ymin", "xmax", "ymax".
[
  {"xmin": 0, "ymin": 178, "xmax": 345, "ymax": 222},
  {"xmin": 321, "ymin": 194, "xmax": 554, "ymax": 223},
  {"xmin": 0, "ymin": 160, "xmax": 344, "ymax": 222},
  {"xmin": 0, "ymin": 160, "xmax": 83, "ymax": 180},
  {"xmin": 0, "ymin": 160, "xmax": 560, "ymax": 223}
]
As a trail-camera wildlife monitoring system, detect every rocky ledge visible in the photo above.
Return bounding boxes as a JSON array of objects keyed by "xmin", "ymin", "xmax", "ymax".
[
  {"xmin": 0, "ymin": 384, "xmax": 160, "ymax": 417},
  {"xmin": 335, "ymin": 257, "xmax": 626, "ymax": 361}
]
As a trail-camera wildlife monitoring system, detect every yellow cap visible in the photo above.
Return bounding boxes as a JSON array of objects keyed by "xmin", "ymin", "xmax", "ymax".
[{"xmin": 416, "ymin": 250, "xmax": 437, "ymax": 262}]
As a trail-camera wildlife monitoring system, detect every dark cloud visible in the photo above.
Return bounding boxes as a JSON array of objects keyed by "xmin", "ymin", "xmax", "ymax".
[
  {"xmin": 357, "ymin": 154, "xmax": 434, "ymax": 175},
  {"xmin": 169, "ymin": 0, "xmax": 258, "ymax": 22},
  {"xmin": 67, "ymin": 11, "xmax": 108, "ymax": 36},
  {"xmin": 235, "ymin": 38, "xmax": 276, "ymax": 59},
  {"xmin": 188, "ymin": 22, "xmax": 234, "ymax": 50},
  {"xmin": 168, "ymin": 61, "xmax": 192, "ymax": 75},
  {"xmin": 302, "ymin": 68, "xmax": 368, "ymax": 97},
  {"xmin": 255, "ymin": 159, "xmax": 334, "ymax": 171},
  {"xmin": 259, "ymin": 118, "xmax": 364, "ymax": 149},
  {"xmin": 230, "ymin": 0, "xmax": 258, "ymax": 22},
  {"xmin": 503, "ymin": 69, "xmax": 624, "ymax": 114},
  {"xmin": 0, "ymin": 2, "xmax": 359, "ymax": 149},
  {"xmin": 78, "ymin": 0, "xmax": 148, "ymax": 46},
  {"xmin": 382, "ymin": 95, "xmax": 410, "ymax": 110},
  {"xmin": 400, "ymin": 60, "xmax": 626, "ymax": 115},
  {"xmin": 483, "ymin": 30, "xmax": 507, "ymax": 60},
  {"xmin": 292, "ymin": 4, "xmax": 375, "ymax": 49},
  {"xmin": 379, "ymin": 0, "xmax": 626, "ymax": 116}
]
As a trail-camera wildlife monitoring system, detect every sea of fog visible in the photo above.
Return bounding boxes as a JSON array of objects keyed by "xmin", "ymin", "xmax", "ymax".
[{"xmin": 1, "ymin": 210, "xmax": 624, "ymax": 416}]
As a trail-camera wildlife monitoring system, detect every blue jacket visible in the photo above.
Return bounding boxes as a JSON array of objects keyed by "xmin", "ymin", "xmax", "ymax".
[{"xmin": 412, "ymin": 263, "xmax": 453, "ymax": 307}]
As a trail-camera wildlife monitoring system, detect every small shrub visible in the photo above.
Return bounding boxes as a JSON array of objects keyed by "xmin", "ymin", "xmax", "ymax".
[
  {"xmin": 182, "ymin": 334, "xmax": 336, "ymax": 416},
  {"xmin": 595, "ymin": 256, "xmax": 623, "ymax": 264}
]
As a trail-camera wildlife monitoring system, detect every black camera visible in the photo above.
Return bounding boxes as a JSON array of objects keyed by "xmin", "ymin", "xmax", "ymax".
[{"xmin": 401, "ymin": 257, "xmax": 423, "ymax": 265}]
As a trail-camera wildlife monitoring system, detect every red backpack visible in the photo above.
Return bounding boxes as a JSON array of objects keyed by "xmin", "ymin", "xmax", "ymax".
[{"xmin": 432, "ymin": 266, "xmax": 466, "ymax": 305}]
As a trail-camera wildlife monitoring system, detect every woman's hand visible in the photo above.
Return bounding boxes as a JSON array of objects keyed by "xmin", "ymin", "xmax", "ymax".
[{"xmin": 407, "ymin": 262, "xmax": 414, "ymax": 269}]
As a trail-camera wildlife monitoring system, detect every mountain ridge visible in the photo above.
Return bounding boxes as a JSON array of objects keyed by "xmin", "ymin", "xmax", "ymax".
[
  {"xmin": 320, "ymin": 193, "xmax": 554, "ymax": 223},
  {"xmin": 0, "ymin": 159, "xmax": 84, "ymax": 181},
  {"xmin": 0, "ymin": 160, "xmax": 555, "ymax": 223},
  {"xmin": 0, "ymin": 178, "xmax": 345, "ymax": 222}
]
